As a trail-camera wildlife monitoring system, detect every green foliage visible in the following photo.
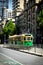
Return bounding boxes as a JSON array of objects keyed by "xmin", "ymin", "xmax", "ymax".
[
  {"xmin": 37, "ymin": 9, "xmax": 43, "ymax": 27},
  {"xmin": 3, "ymin": 19, "xmax": 16, "ymax": 35}
]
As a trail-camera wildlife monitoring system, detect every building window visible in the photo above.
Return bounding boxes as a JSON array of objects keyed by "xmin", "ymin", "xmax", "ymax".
[
  {"xmin": 32, "ymin": 7, "xmax": 35, "ymax": 13},
  {"xmin": 29, "ymin": 0, "xmax": 35, "ymax": 6},
  {"xmin": 28, "ymin": 16, "xmax": 31, "ymax": 21},
  {"xmin": 32, "ymin": 13, "xmax": 35, "ymax": 20},
  {"xmin": 26, "ymin": 0, "xmax": 28, "ymax": 3},
  {"xmin": 28, "ymin": 10, "xmax": 30, "ymax": 15},
  {"xmin": 29, "ymin": 23, "xmax": 30, "ymax": 28}
]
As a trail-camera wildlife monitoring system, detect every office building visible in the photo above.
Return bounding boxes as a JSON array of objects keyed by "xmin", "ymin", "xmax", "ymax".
[
  {"xmin": 12, "ymin": 0, "xmax": 43, "ymax": 43},
  {"xmin": 0, "ymin": 0, "xmax": 8, "ymax": 20},
  {"xmin": 12, "ymin": 0, "xmax": 27, "ymax": 18},
  {"xmin": 4, "ymin": 8, "xmax": 12, "ymax": 20}
]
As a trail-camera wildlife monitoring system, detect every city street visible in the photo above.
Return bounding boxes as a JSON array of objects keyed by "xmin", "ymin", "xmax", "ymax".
[
  {"xmin": 0, "ymin": 46, "xmax": 43, "ymax": 65},
  {"xmin": 0, "ymin": 0, "xmax": 43, "ymax": 65}
]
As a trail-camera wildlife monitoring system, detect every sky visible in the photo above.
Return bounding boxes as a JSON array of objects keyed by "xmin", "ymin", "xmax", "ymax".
[{"xmin": 9, "ymin": 0, "xmax": 12, "ymax": 10}]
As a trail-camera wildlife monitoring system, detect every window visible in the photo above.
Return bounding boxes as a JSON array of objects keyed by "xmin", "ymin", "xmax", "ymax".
[
  {"xmin": 26, "ymin": 0, "xmax": 28, "ymax": 3},
  {"xmin": 32, "ymin": 7, "xmax": 35, "ymax": 13},
  {"xmin": 28, "ymin": 10, "xmax": 30, "ymax": 15},
  {"xmin": 27, "ymin": 37, "xmax": 30, "ymax": 40},
  {"xmin": 24, "ymin": 37, "xmax": 26, "ymax": 40},
  {"xmin": 28, "ymin": 16, "xmax": 30, "ymax": 21},
  {"xmin": 18, "ymin": 37, "xmax": 21, "ymax": 41},
  {"xmin": 31, "ymin": 37, "xmax": 33, "ymax": 40},
  {"xmin": 32, "ymin": 15, "xmax": 35, "ymax": 20}
]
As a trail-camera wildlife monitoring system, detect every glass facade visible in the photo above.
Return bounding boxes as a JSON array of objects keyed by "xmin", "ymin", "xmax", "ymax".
[{"xmin": 0, "ymin": 0, "xmax": 8, "ymax": 19}]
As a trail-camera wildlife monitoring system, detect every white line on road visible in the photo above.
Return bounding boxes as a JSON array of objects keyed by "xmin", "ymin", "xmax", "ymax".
[{"xmin": 0, "ymin": 53, "xmax": 23, "ymax": 65}]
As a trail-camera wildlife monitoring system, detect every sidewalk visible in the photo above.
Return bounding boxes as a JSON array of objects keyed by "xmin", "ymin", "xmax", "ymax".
[
  {"xmin": 19, "ymin": 47, "xmax": 43, "ymax": 57},
  {"xmin": 0, "ymin": 44, "xmax": 3, "ymax": 47},
  {"xmin": 3, "ymin": 44, "xmax": 43, "ymax": 57}
]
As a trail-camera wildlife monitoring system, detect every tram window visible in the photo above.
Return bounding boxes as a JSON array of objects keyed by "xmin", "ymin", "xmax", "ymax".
[
  {"xmin": 31, "ymin": 37, "xmax": 33, "ymax": 40},
  {"xmin": 24, "ymin": 37, "xmax": 26, "ymax": 40},
  {"xmin": 27, "ymin": 37, "xmax": 30, "ymax": 40},
  {"xmin": 11, "ymin": 41, "xmax": 13, "ymax": 44},
  {"xmin": 18, "ymin": 37, "xmax": 21, "ymax": 41}
]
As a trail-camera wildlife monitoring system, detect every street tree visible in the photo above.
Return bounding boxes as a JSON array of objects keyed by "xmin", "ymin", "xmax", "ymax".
[
  {"xmin": 3, "ymin": 19, "xmax": 16, "ymax": 36},
  {"xmin": 38, "ymin": 9, "xmax": 43, "ymax": 28},
  {"xmin": 37, "ymin": 9, "xmax": 43, "ymax": 44},
  {"xmin": 2, "ymin": 19, "xmax": 17, "ymax": 43}
]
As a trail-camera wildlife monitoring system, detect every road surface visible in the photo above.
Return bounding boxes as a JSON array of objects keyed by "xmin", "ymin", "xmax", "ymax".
[{"xmin": 0, "ymin": 46, "xmax": 43, "ymax": 65}]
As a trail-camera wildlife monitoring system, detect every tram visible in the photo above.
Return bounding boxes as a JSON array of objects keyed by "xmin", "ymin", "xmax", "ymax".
[{"xmin": 9, "ymin": 34, "xmax": 33, "ymax": 47}]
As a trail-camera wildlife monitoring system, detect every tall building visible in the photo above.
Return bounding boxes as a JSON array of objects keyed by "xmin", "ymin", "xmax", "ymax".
[
  {"xmin": 12, "ymin": 0, "xmax": 25, "ymax": 19},
  {"xmin": 24, "ymin": 0, "xmax": 43, "ymax": 42},
  {"xmin": 4, "ymin": 8, "xmax": 12, "ymax": 20},
  {"xmin": 0, "ymin": 0, "xmax": 8, "ymax": 20},
  {"xmin": 15, "ymin": 0, "xmax": 43, "ymax": 42}
]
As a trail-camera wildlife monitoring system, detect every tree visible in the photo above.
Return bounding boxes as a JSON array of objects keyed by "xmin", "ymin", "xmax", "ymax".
[
  {"xmin": 38, "ymin": 9, "xmax": 43, "ymax": 27},
  {"xmin": 37, "ymin": 9, "xmax": 43, "ymax": 44},
  {"xmin": 3, "ymin": 19, "xmax": 16, "ymax": 35}
]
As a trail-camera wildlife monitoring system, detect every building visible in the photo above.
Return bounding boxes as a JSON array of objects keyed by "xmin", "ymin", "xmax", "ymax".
[
  {"xmin": 24, "ymin": 0, "xmax": 43, "ymax": 42},
  {"xmin": 0, "ymin": 8, "xmax": 12, "ymax": 29},
  {"xmin": 12, "ymin": 0, "xmax": 28, "ymax": 18},
  {"xmin": 12, "ymin": 0, "xmax": 28, "ymax": 33},
  {"xmin": 4, "ymin": 8, "xmax": 12, "ymax": 20},
  {"xmin": 0, "ymin": 0, "xmax": 8, "ymax": 20},
  {"xmin": 12, "ymin": 0, "xmax": 43, "ymax": 43},
  {"xmin": 15, "ymin": 12, "xmax": 24, "ymax": 34}
]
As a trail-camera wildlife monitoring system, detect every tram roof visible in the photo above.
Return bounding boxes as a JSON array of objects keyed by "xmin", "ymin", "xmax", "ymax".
[{"xmin": 9, "ymin": 34, "xmax": 33, "ymax": 39}]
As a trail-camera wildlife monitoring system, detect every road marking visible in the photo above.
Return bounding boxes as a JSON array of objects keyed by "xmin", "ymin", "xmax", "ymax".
[{"xmin": 0, "ymin": 53, "xmax": 23, "ymax": 65}]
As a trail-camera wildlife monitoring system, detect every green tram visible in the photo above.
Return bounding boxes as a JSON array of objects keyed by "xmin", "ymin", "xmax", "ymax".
[{"xmin": 9, "ymin": 34, "xmax": 33, "ymax": 47}]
